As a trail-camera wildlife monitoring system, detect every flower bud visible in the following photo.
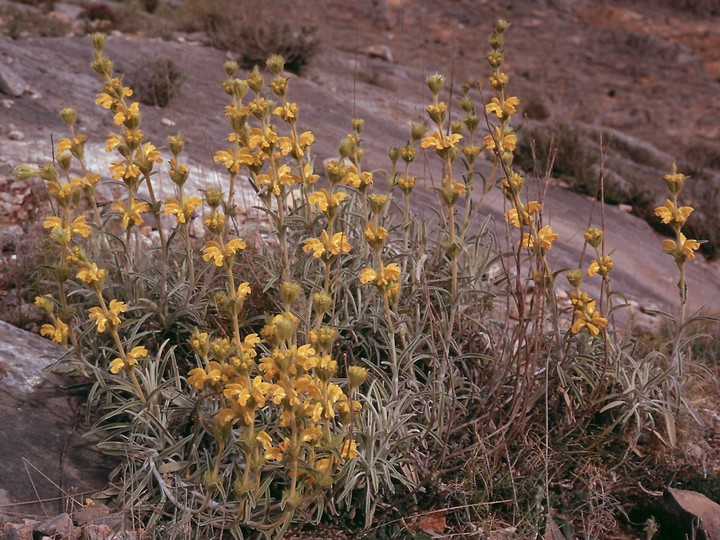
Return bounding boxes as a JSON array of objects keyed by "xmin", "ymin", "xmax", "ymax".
[
  {"xmin": 459, "ymin": 95, "xmax": 474, "ymax": 114},
  {"xmin": 388, "ymin": 146, "xmax": 399, "ymax": 166},
  {"xmin": 91, "ymin": 32, "xmax": 106, "ymax": 51},
  {"xmin": 266, "ymin": 54, "xmax": 285, "ymax": 75},
  {"xmin": 280, "ymin": 281, "xmax": 302, "ymax": 307},
  {"xmin": 348, "ymin": 365, "xmax": 368, "ymax": 388},
  {"xmin": 91, "ymin": 54, "xmax": 112, "ymax": 77},
  {"xmin": 247, "ymin": 66, "xmax": 264, "ymax": 93},
  {"xmin": 338, "ymin": 137, "xmax": 353, "ymax": 159},
  {"xmin": 495, "ymin": 19, "xmax": 510, "ymax": 33},
  {"xmin": 232, "ymin": 78, "xmax": 248, "ymax": 99},
  {"xmin": 400, "ymin": 144, "xmax": 416, "ymax": 163},
  {"xmin": 451, "ymin": 120, "xmax": 465, "ymax": 135},
  {"xmin": 664, "ymin": 162, "xmax": 685, "ymax": 195},
  {"xmin": 273, "ymin": 312, "xmax": 297, "ymax": 341},
  {"xmin": 352, "ymin": 118, "xmax": 365, "ymax": 134},
  {"xmin": 486, "ymin": 50, "xmax": 503, "ymax": 69},
  {"xmin": 368, "ymin": 193, "xmax": 389, "ymax": 215},
  {"xmin": 168, "ymin": 132, "xmax": 184, "ymax": 156},
  {"xmin": 13, "ymin": 164, "xmax": 37, "ymax": 181},
  {"xmin": 584, "ymin": 227, "xmax": 603, "ymax": 249},
  {"xmin": 205, "ymin": 187, "xmax": 224, "ymax": 208},
  {"xmin": 488, "ymin": 31, "xmax": 504, "ymax": 50},
  {"xmin": 57, "ymin": 152, "xmax": 72, "ymax": 173},
  {"xmin": 169, "ymin": 164, "xmax": 189, "ymax": 186},
  {"xmin": 191, "ymin": 329, "xmax": 210, "ymax": 358},
  {"xmin": 40, "ymin": 164, "xmax": 58, "ymax": 182},
  {"xmin": 411, "ymin": 122, "xmax": 427, "ymax": 142},
  {"xmin": 566, "ymin": 268, "xmax": 584, "ymax": 288},
  {"xmin": 59, "ymin": 108, "xmax": 77, "ymax": 127},
  {"xmin": 224, "ymin": 59, "xmax": 238, "ymax": 77},
  {"xmin": 464, "ymin": 116, "xmax": 480, "ymax": 133},
  {"xmin": 426, "ymin": 72, "xmax": 445, "ymax": 96},
  {"xmin": 310, "ymin": 326, "xmax": 337, "ymax": 353},
  {"xmin": 312, "ymin": 292, "xmax": 333, "ymax": 316}
]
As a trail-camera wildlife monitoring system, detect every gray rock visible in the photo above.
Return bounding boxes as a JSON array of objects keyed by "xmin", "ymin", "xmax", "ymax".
[
  {"xmin": 0, "ymin": 224, "xmax": 23, "ymax": 251},
  {"xmin": 81, "ymin": 523, "xmax": 113, "ymax": 540},
  {"xmin": 365, "ymin": 44, "xmax": 393, "ymax": 62},
  {"xmin": 71, "ymin": 503, "xmax": 110, "ymax": 526},
  {"xmin": 7, "ymin": 130, "xmax": 23, "ymax": 141},
  {"xmin": 0, "ymin": 320, "xmax": 116, "ymax": 521},
  {"xmin": 0, "ymin": 64, "xmax": 26, "ymax": 98},
  {"xmin": 0, "ymin": 524, "xmax": 19, "ymax": 540},
  {"xmin": 52, "ymin": 2, "xmax": 84, "ymax": 20},
  {"xmin": 32, "ymin": 513, "xmax": 77, "ymax": 539},
  {"xmin": 657, "ymin": 488, "xmax": 720, "ymax": 540}
]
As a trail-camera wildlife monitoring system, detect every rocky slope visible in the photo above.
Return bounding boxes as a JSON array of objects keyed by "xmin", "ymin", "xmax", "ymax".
[{"xmin": 1, "ymin": 0, "xmax": 720, "ymax": 325}]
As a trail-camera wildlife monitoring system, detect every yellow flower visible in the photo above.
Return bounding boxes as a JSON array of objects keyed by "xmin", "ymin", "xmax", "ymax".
[
  {"xmin": 364, "ymin": 223, "xmax": 388, "ymax": 250},
  {"xmin": 663, "ymin": 233, "xmax": 700, "ymax": 262},
  {"xmin": 202, "ymin": 238, "xmax": 247, "ymax": 267},
  {"xmin": 420, "ymin": 131, "xmax": 462, "ymax": 151},
  {"xmin": 360, "ymin": 263, "xmax": 401, "ymax": 287},
  {"xmin": 587, "ymin": 255, "xmax": 614, "ymax": 277},
  {"xmin": 34, "ymin": 295, "xmax": 54, "ymax": 314},
  {"xmin": 308, "ymin": 189, "xmax": 348, "ymax": 213},
  {"xmin": 43, "ymin": 215, "xmax": 91, "ymax": 244},
  {"xmin": 112, "ymin": 199, "xmax": 149, "ymax": 229},
  {"xmin": 483, "ymin": 126, "xmax": 517, "ymax": 153},
  {"xmin": 302, "ymin": 163, "xmax": 319, "ymax": 184},
  {"xmin": 40, "ymin": 318, "xmax": 68, "ymax": 345},
  {"xmin": 224, "ymin": 376, "xmax": 272, "ymax": 408},
  {"xmin": 113, "ymin": 102, "xmax": 140, "ymax": 125},
  {"xmin": 108, "ymin": 299, "xmax": 127, "ymax": 323},
  {"xmin": 88, "ymin": 300, "xmax": 125, "ymax": 333},
  {"xmin": 43, "ymin": 216, "xmax": 63, "ymax": 233},
  {"xmin": 110, "ymin": 345, "xmax": 148, "ymax": 374},
  {"xmin": 236, "ymin": 282, "xmax": 251, "ymax": 301},
  {"xmin": 109, "ymin": 161, "xmax": 141, "ymax": 180},
  {"xmin": 340, "ymin": 439, "xmax": 359, "ymax": 460},
  {"xmin": 571, "ymin": 308, "xmax": 607, "ymax": 337},
  {"xmin": 77, "ymin": 263, "xmax": 105, "ymax": 284},
  {"xmin": 342, "ymin": 168, "xmax": 374, "ymax": 190},
  {"xmin": 105, "ymin": 133, "xmax": 122, "ymax": 152},
  {"xmin": 359, "ymin": 267, "xmax": 377, "ymax": 285},
  {"xmin": 569, "ymin": 290, "xmax": 593, "ymax": 311},
  {"xmin": 274, "ymin": 102, "xmax": 298, "ymax": 122},
  {"xmin": 521, "ymin": 225, "xmax": 558, "ymax": 251},
  {"xmin": 654, "ymin": 199, "xmax": 693, "ymax": 226},
  {"xmin": 163, "ymin": 196, "xmax": 201, "ymax": 224},
  {"xmin": 504, "ymin": 201, "xmax": 541, "ymax": 228},
  {"xmin": 264, "ymin": 437, "xmax": 289, "ymax": 461},
  {"xmin": 485, "ymin": 96, "xmax": 519, "ymax": 118},
  {"xmin": 70, "ymin": 216, "xmax": 91, "ymax": 238},
  {"xmin": 302, "ymin": 230, "xmax": 351, "ymax": 260}
]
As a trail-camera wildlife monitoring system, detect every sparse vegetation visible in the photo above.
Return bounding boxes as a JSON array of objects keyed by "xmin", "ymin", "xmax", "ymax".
[
  {"xmin": 182, "ymin": 0, "xmax": 319, "ymax": 74},
  {"xmin": 516, "ymin": 122, "xmax": 597, "ymax": 189},
  {"xmin": 128, "ymin": 58, "xmax": 185, "ymax": 107}
]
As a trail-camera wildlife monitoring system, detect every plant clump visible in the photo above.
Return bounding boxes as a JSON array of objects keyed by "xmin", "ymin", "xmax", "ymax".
[{"xmin": 16, "ymin": 20, "xmax": 717, "ymax": 539}]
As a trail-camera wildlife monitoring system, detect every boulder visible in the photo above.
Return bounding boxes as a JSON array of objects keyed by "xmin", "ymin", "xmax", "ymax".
[
  {"xmin": 0, "ymin": 320, "xmax": 115, "ymax": 521},
  {"xmin": 365, "ymin": 44, "xmax": 393, "ymax": 62},
  {"xmin": 0, "ymin": 64, "xmax": 26, "ymax": 98},
  {"xmin": 657, "ymin": 488, "xmax": 720, "ymax": 540}
]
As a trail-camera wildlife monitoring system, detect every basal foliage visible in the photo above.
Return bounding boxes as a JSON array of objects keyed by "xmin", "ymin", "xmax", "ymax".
[{"xmin": 17, "ymin": 20, "xmax": 714, "ymax": 539}]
